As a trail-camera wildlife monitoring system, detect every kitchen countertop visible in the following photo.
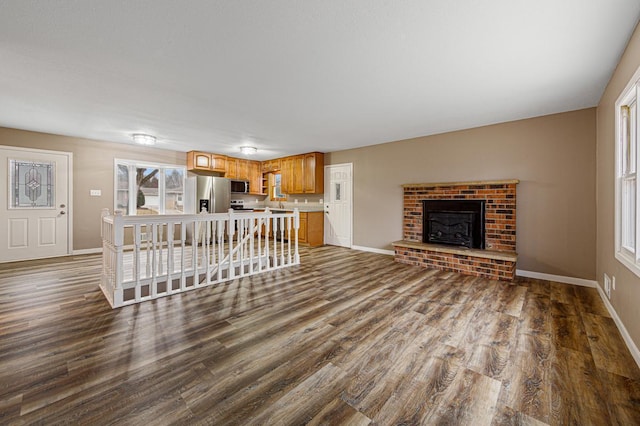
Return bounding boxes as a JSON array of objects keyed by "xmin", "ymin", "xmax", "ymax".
[{"xmin": 253, "ymin": 206, "xmax": 324, "ymax": 212}]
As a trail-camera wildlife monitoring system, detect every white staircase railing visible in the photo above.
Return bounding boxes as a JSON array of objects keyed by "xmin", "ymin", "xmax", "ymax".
[{"xmin": 100, "ymin": 208, "xmax": 300, "ymax": 308}]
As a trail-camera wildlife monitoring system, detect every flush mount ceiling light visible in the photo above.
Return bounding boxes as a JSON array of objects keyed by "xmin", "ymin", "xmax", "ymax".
[
  {"xmin": 240, "ymin": 146, "xmax": 257, "ymax": 155},
  {"xmin": 132, "ymin": 133, "xmax": 156, "ymax": 146}
]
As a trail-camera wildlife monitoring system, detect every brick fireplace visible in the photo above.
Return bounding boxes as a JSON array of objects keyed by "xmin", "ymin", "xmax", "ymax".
[{"xmin": 392, "ymin": 180, "xmax": 518, "ymax": 281}]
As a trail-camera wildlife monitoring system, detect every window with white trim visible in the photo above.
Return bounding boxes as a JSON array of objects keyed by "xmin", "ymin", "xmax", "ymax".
[
  {"xmin": 115, "ymin": 159, "xmax": 186, "ymax": 215},
  {"xmin": 616, "ymin": 72, "xmax": 640, "ymax": 276}
]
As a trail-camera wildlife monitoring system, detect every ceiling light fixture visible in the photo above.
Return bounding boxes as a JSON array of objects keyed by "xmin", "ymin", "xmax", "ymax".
[
  {"xmin": 240, "ymin": 146, "xmax": 257, "ymax": 155},
  {"xmin": 132, "ymin": 133, "xmax": 156, "ymax": 146}
]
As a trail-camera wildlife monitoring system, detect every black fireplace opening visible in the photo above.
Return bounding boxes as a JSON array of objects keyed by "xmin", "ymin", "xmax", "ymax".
[{"xmin": 422, "ymin": 200, "xmax": 485, "ymax": 249}]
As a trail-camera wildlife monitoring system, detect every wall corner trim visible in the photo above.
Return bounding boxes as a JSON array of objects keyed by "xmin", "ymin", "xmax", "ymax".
[
  {"xmin": 595, "ymin": 284, "xmax": 640, "ymax": 369},
  {"xmin": 351, "ymin": 245, "xmax": 395, "ymax": 256},
  {"xmin": 73, "ymin": 248, "xmax": 103, "ymax": 255},
  {"xmin": 515, "ymin": 269, "xmax": 597, "ymax": 287}
]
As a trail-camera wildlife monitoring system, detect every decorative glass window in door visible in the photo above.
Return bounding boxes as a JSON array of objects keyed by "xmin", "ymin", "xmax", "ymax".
[{"xmin": 9, "ymin": 159, "xmax": 55, "ymax": 208}]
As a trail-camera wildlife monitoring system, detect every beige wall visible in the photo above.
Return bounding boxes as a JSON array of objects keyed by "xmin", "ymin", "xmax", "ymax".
[
  {"xmin": 0, "ymin": 128, "xmax": 186, "ymax": 250},
  {"xmin": 327, "ymin": 108, "xmax": 597, "ymax": 280},
  {"xmin": 597, "ymin": 23, "xmax": 640, "ymax": 349}
]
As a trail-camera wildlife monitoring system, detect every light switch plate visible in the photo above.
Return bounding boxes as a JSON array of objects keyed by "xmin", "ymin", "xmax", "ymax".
[{"xmin": 90, "ymin": 189, "xmax": 102, "ymax": 196}]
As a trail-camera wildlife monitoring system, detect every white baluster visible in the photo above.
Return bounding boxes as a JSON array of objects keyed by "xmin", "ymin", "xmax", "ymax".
[
  {"xmin": 228, "ymin": 209, "xmax": 236, "ymax": 279},
  {"xmin": 167, "ymin": 222, "xmax": 175, "ymax": 294},
  {"xmin": 217, "ymin": 218, "xmax": 224, "ymax": 281},
  {"xmin": 180, "ymin": 221, "xmax": 187, "ymax": 291},
  {"xmin": 294, "ymin": 209, "xmax": 300, "ymax": 264},
  {"xmin": 151, "ymin": 223, "xmax": 158, "ymax": 297},
  {"xmin": 279, "ymin": 216, "xmax": 285, "ymax": 267}
]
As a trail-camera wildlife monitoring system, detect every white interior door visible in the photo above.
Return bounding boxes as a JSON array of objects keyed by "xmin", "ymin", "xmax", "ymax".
[
  {"xmin": 0, "ymin": 146, "xmax": 72, "ymax": 262},
  {"xmin": 324, "ymin": 163, "xmax": 352, "ymax": 247}
]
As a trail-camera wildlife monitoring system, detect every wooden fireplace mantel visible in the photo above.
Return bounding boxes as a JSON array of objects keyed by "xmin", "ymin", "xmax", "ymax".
[{"xmin": 402, "ymin": 179, "xmax": 520, "ymax": 188}]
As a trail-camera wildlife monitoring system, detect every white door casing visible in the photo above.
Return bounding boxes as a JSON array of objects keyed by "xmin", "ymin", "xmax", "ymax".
[
  {"xmin": 324, "ymin": 163, "xmax": 352, "ymax": 248},
  {"xmin": 0, "ymin": 146, "xmax": 72, "ymax": 262}
]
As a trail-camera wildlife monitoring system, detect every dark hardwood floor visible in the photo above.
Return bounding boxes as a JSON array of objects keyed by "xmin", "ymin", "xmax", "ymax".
[{"xmin": 1, "ymin": 246, "xmax": 639, "ymax": 425}]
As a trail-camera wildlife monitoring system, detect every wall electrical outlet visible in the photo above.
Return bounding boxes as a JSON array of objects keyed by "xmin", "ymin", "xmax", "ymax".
[{"xmin": 604, "ymin": 273, "xmax": 612, "ymax": 299}]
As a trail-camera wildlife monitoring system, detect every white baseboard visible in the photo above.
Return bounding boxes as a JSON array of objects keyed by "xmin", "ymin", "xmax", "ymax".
[
  {"xmin": 595, "ymin": 284, "xmax": 640, "ymax": 368},
  {"xmin": 351, "ymin": 245, "xmax": 395, "ymax": 256},
  {"xmin": 73, "ymin": 248, "xmax": 102, "ymax": 255},
  {"xmin": 516, "ymin": 269, "xmax": 597, "ymax": 288}
]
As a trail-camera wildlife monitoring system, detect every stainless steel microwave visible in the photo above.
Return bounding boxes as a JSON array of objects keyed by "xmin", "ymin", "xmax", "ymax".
[{"xmin": 230, "ymin": 180, "xmax": 249, "ymax": 193}]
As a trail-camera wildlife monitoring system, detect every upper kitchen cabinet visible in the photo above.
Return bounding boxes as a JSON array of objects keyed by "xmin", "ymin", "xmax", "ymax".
[
  {"xmin": 262, "ymin": 158, "xmax": 281, "ymax": 173},
  {"xmin": 187, "ymin": 151, "xmax": 227, "ymax": 173},
  {"xmin": 236, "ymin": 159, "xmax": 250, "ymax": 181},
  {"xmin": 226, "ymin": 157, "xmax": 238, "ymax": 178},
  {"xmin": 303, "ymin": 152, "xmax": 324, "ymax": 194},
  {"xmin": 280, "ymin": 152, "xmax": 324, "ymax": 195},
  {"xmin": 248, "ymin": 161, "xmax": 264, "ymax": 195}
]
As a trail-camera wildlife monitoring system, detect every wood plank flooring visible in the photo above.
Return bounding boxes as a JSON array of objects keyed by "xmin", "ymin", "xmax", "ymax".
[{"xmin": 1, "ymin": 246, "xmax": 639, "ymax": 425}]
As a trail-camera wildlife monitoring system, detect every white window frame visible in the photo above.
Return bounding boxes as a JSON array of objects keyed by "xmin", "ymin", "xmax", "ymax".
[
  {"xmin": 615, "ymin": 64, "xmax": 640, "ymax": 278},
  {"xmin": 114, "ymin": 159, "xmax": 186, "ymax": 215}
]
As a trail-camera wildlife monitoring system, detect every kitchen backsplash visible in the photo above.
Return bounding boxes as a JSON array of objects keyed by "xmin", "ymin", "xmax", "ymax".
[{"xmin": 232, "ymin": 193, "xmax": 324, "ymax": 209}]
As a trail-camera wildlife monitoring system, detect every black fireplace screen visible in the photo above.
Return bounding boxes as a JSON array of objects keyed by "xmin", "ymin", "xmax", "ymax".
[{"xmin": 422, "ymin": 200, "xmax": 485, "ymax": 249}]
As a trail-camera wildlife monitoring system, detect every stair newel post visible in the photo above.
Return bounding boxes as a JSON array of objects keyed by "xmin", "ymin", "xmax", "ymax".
[
  {"xmin": 294, "ymin": 208, "xmax": 300, "ymax": 264},
  {"xmin": 113, "ymin": 210, "xmax": 124, "ymax": 307}
]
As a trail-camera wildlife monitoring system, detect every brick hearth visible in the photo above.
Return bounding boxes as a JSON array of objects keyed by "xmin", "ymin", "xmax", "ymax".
[{"xmin": 393, "ymin": 180, "xmax": 519, "ymax": 281}]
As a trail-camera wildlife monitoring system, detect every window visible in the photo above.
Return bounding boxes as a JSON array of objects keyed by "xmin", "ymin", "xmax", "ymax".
[
  {"xmin": 270, "ymin": 172, "xmax": 285, "ymax": 201},
  {"xmin": 115, "ymin": 159, "xmax": 185, "ymax": 215},
  {"xmin": 616, "ymin": 69, "xmax": 640, "ymax": 276}
]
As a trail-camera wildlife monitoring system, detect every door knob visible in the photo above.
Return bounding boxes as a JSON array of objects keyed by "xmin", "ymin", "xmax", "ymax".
[
  {"xmin": 60, "ymin": 211, "xmax": 66, "ymax": 215},
  {"xmin": 60, "ymin": 204, "xmax": 66, "ymax": 208}
]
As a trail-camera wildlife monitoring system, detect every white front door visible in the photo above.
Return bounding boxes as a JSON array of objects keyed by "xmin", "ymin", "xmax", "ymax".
[
  {"xmin": 0, "ymin": 146, "xmax": 72, "ymax": 262},
  {"xmin": 324, "ymin": 163, "xmax": 352, "ymax": 247}
]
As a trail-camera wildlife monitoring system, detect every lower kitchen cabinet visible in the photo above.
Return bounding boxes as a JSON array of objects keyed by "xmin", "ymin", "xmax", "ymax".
[
  {"xmin": 253, "ymin": 209, "xmax": 323, "ymax": 247},
  {"xmin": 299, "ymin": 211, "xmax": 323, "ymax": 247}
]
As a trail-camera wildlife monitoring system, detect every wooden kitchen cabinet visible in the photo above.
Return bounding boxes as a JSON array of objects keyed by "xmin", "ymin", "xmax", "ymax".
[
  {"xmin": 303, "ymin": 152, "xmax": 324, "ymax": 194},
  {"xmin": 280, "ymin": 156, "xmax": 294, "ymax": 194},
  {"xmin": 301, "ymin": 211, "xmax": 324, "ymax": 247},
  {"xmin": 253, "ymin": 209, "xmax": 323, "ymax": 246},
  {"xmin": 187, "ymin": 151, "xmax": 227, "ymax": 173},
  {"xmin": 188, "ymin": 150, "xmax": 323, "ymax": 195},
  {"xmin": 291, "ymin": 155, "xmax": 304, "ymax": 194},
  {"xmin": 298, "ymin": 213, "xmax": 308, "ymax": 243},
  {"xmin": 261, "ymin": 159, "xmax": 281, "ymax": 173},
  {"xmin": 280, "ymin": 152, "xmax": 324, "ymax": 195},
  {"xmin": 226, "ymin": 157, "xmax": 238, "ymax": 178},
  {"xmin": 280, "ymin": 155, "xmax": 304, "ymax": 194},
  {"xmin": 248, "ymin": 160, "xmax": 264, "ymax": 195},
  {"xmin": 236, "ymin": 159, "xmax": 250, "ymax": 180}
]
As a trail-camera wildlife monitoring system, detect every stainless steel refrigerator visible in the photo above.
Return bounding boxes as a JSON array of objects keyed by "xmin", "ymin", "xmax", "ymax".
[{"xmin": 193, "ymin": 175, "xmax": 231, "ymax": 213}]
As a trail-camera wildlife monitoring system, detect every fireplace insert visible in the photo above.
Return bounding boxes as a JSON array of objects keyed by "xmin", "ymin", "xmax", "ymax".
[{"xmin": 422, "ymin": 200, "xmax": 485, "ymax": 249}]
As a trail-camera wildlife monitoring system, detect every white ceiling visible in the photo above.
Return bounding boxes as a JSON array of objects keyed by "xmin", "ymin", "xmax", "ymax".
[{"xmin": 1, "ymin": 1, "xmax": 639, "ymax": 160}]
